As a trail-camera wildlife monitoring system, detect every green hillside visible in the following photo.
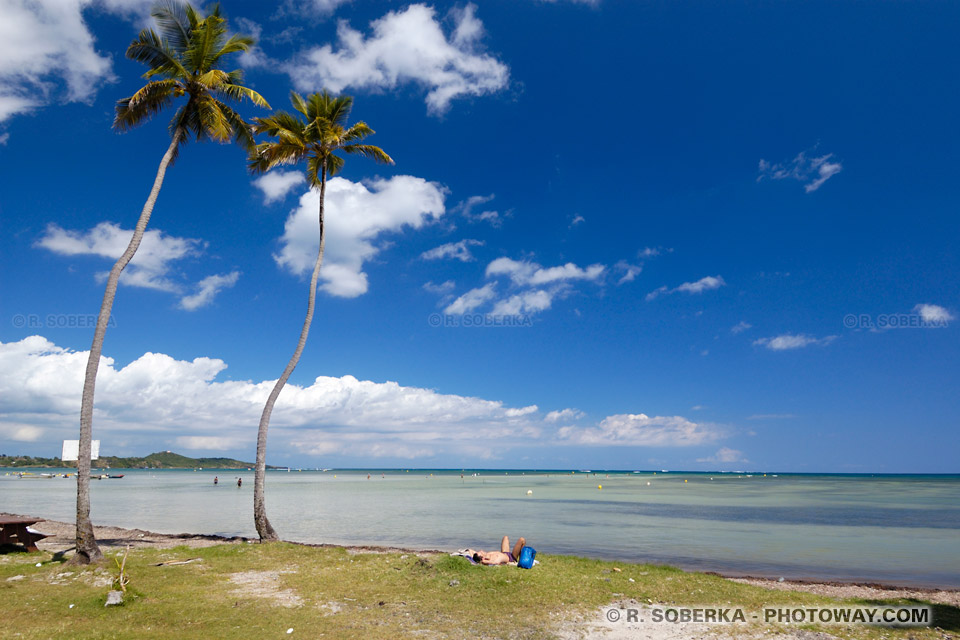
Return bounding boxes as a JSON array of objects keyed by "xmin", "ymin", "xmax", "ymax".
[{"xmin": 0, "ymin": 451, "xmax": 271, "ymax": 469}]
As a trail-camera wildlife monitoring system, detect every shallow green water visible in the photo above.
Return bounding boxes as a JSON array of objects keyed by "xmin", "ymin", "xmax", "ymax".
[{"xmin": 3, "ymin": 469, "xmax": 958, "ymax": 587}]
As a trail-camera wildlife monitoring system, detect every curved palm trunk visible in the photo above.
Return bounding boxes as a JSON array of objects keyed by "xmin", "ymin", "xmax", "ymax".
[
  {"xmin": 254, "ymin": 166, "xmax": 327, "ymax": 542},
  {"xmin": 74, "ymin": 130, "xmax": 183, "ymax": 564}
]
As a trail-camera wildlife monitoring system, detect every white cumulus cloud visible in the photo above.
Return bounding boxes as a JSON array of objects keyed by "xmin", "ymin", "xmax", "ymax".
[
  {"xmin": 443, "ymin": 256, "xmax": 606, "ymax": 318},
  {"xmin": 283, "ymin": 3, "xmax": 509, "ymax": 114},
  {"xmin": 443, "ymin": 283, "xmax": 497, "ymax": 314},
  {"xmin": 253, "ymin": 171, "xmax": 306, "ymax": 204},
  {"xmin": 913, "ymin": 304, "xmax": 954, "ymax": 326},
  {"xmin": 0, "ymin": 0, "xmax": 155, "ymax": 126},
  {"xmin": 0, "ymin": 335, "xmax": 724, "ymax": 460},
  {"xmin": 36, "ymin": 221, "xmax": 203, "ymax": 292},
  {"xmin": 275, "ymin": 175, "xmax": 446, "ymax": 298}
]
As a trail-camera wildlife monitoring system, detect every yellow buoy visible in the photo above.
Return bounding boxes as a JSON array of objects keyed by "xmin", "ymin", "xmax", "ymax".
[
  {"xmin": 598, "ymin": 484, "xmax": 602, "ymax": 490},
  {"xmin": 684, "ymin": 479, "xmax": 688, "ymax": 483}
]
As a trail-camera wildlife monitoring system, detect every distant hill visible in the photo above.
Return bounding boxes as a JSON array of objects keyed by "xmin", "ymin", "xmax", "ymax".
[{"xmin": 0, "ymin": 451, "xmax": 273, "ymax": 469}]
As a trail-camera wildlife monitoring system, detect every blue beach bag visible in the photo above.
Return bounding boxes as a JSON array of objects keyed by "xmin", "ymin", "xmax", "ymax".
[{"xmin": 517, "ymin": 546, "xmax": 536, "ymax": 569}]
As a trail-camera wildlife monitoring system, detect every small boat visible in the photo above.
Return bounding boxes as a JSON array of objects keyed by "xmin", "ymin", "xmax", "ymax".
[{"xmin": 108, "ymin": 474, "xmax": 125, "ymax": 479}]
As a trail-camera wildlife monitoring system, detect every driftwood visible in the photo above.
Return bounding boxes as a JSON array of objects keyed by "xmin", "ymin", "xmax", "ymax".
[{"xmin": 152, "ymin": 557, "xmax": 203, "ymax": 566}]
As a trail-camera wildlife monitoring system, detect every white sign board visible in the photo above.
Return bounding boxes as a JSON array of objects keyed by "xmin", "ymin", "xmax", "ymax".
[{"xmin": 61, "ymin": 440, "xmax": 100, "ymax": 461}]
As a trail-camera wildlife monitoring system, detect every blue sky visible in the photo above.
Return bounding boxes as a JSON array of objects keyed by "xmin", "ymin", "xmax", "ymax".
[{"xmin": 1, "ymin": 0, "xmax": 957, "ymax": 472}]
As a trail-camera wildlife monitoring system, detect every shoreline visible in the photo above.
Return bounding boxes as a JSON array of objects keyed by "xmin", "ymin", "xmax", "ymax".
[{"xmin": 10, "ymin": 513, "xmax": 959, "ymax": 607}]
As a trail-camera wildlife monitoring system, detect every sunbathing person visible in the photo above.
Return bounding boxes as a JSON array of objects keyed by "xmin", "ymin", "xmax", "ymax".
[{"xmin": 466, "ymin": 536, "xmax": 526, "ymax": 565}]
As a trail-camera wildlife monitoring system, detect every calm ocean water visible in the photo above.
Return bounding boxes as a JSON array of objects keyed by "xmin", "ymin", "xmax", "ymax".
[{"xmin": 3, "ymin": 469, "xmax": 958, "ymax": 588}]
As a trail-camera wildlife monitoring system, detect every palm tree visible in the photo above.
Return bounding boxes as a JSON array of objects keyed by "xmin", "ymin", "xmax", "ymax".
[
  {"xmin": 248, "ymin": 91, "xmax": 393, "ymax": 541},
  {"xmin": 74, "ymin": 1, "xmax": 268, "ymax": 564}
]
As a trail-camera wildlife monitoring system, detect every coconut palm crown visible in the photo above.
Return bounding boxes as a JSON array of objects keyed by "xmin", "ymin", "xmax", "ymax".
[
  {"xmin": 246, "ymin": 90, "xmax": 392, "ymax": 542},
  {"xmin": 249, "ymin": 90, "xmax": 392, "ymax": 181},
  {"xmin": 114, "ymin": 1, "xmax": 269, "ymax": 154}
]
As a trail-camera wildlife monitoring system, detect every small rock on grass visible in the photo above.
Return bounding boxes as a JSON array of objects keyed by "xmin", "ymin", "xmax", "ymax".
[
  {"xmin": 449, "ymin": 580, "xmax": 460, "ymax": 587},
  {"xmin": 105, "ymin": 591, "xmax": 124, "ymax": 607}
]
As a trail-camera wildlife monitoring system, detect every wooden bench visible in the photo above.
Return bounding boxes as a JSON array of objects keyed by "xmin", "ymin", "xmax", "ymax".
[{"xmin": 0, "ymin": 517, "xmax": 50, "ymax": 552}]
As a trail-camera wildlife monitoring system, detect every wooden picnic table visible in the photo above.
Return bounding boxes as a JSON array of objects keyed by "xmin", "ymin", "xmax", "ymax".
[{"xmin": 0, "ymin": 516, "xmax": 50, "ymax": 552}]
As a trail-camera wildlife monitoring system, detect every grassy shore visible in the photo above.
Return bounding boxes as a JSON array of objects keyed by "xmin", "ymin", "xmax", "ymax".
[{"xmin": 1, "ymin": 539, "xmax": 957, "ymax": 640}]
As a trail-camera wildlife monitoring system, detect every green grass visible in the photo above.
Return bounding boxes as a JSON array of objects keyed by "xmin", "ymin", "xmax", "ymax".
[{"xmin": 0, "ymin": 543, "xmax": 954, "ymax": 639}]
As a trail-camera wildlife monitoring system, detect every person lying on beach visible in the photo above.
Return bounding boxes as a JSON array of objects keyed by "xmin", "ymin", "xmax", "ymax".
[{"xmin": 466, "ymin": 536, "xmax": 526, "ymax": 565}]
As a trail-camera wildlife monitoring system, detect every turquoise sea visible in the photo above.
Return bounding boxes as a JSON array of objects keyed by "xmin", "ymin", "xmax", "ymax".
[{"xmin": 2, "ymin": 469, "xmax": 958, "ymax": 588}]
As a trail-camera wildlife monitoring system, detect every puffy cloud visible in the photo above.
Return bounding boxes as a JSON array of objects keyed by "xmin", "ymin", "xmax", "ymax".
[
  {"xmin": 0, "ymin": 335, "xmax": 546, "ymax": 460},
  {"xmin": 252, "ymin": 171, "xmax": 306, "ymax": 204},
  {"xmin": 486, "ymin": 257, "xmax": 605, "ymax": 287},
  {"xmin": 179, "ymin": 271, "xmax": 240, "ymax": 311},
  {"xmin": 753, "ymin": 333, "xmax": 837, "ymax": 351},
  {"xmin": 443, "ymin": 256, "xmax": 606, "ymax": 318},
  {"xmin": 697, "ymin": 447, "xmax": 747, "ymax": 463},
  {"xmin": 557, "ymin": 413, "xmax": 722, "ymax": 447},
  {"xmin": 0, "ymin": 0, "xmax": 154, "ymax": 125},
  {"xmin": 544, "ymin": 408, "xmax": 584, "ymax": 423},
  {"xmin": 421, "ymin": 239, "xmax": 483, "ymax": 262},
  {"xmin": 490, "ymin": 289, "xmax": 553, "ymax": 316},
  {"xmin": 275, "ymin": 175, "xmax": 446, "ymax": 298},
  {"xmin": 646, "ymin": 275, "xmax": 725, "ymax": 301},
  {"xmin": 283, "ymin": 4, "xmax": 509, "ymax": 114},
  {"xmin": 913, "ymin": 304, "xmax": 954, "ymax": 326},
  {"xmin": 0, "ymin": 335, "xmax": 723, "ymax": 460},
  {"xmin": 36, "ymin": 221, "xmax": 202, "ymax": 292},
  {"xmin": 443, "ymin": 283, "xmax": 497, "ymax": 314},
  {"xmin": 758, "ymin": 148, "xmax": 843, "ymax": 193}
]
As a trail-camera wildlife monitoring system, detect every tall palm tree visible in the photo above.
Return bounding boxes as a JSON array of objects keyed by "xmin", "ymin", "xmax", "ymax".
[
  {"xmin": 74, "ymin": 1, "xmax": 268, "ymax": 564},
  {"xmin": 248, "ymin": 91, "xmax": 393, "ymax": 541}
]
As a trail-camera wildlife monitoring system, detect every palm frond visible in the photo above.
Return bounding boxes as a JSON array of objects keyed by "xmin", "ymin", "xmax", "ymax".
[
  {"xmin": 151, "ymin": 1, "xmax": 191, "ymax": 52},
  {"xmin": 341, "ymin": 121, "xmax": 374, "ymax": 143},
  {"xmin": 195, "ymin": 95, "xmax": 232, "ymax": 142},
  {"xmin": 252, "ymin": 111, "xmax": 306, "ymax": 139},
  {"xmin": 341, "ymin": 143, "xmax": 393, "ymax": 165},
  {"xmin": 216, "ymin": 82, "xmax": 270, "ymax": 108},
  {"xmin": 217, "ymin": 101, "xmax": 255, "ymax": 151},
  {"xmin": 290, "ymin": 91, "xmax": 309, "ymax": 118},
  {"xmin": 212, "ymin": 34, "xmax": 255, "ymax": 62},
  {"xmin": 114, "ymin": 79, "xmax": 179, "ymax": 131},
  {"xmin": 249, "ymin": 140, "xmax": 308, "ymax": 173},
  {"xmin": 196, "ymin": 69, "xmax": 229, "ymax": 88},
  {"xmin": 326, "ymin": 153, "xmax": 345, "ymax": 177},
  {"xmin": 184, "ymin": 12, "xmax": 223, "ymax": 73},
  {"xmin": 306, "ymin": 90, "xmax": 352, "ymax": 125},
  {"xmin": 306, "ymin": 154, "xmax": 324, "ymax": 187},
  {"xmin": 126, "ymin": 29, "xmax": 188, "ymax": 79}
]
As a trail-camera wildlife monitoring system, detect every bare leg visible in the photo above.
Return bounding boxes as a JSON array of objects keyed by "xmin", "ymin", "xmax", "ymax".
[
  {"xmin": 501, "ymin": 535, "xmax": 510, "ymax": 554},
  {"xmin": 512, "ymin": 536, "xmax": 526, "ymax": 559}
]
